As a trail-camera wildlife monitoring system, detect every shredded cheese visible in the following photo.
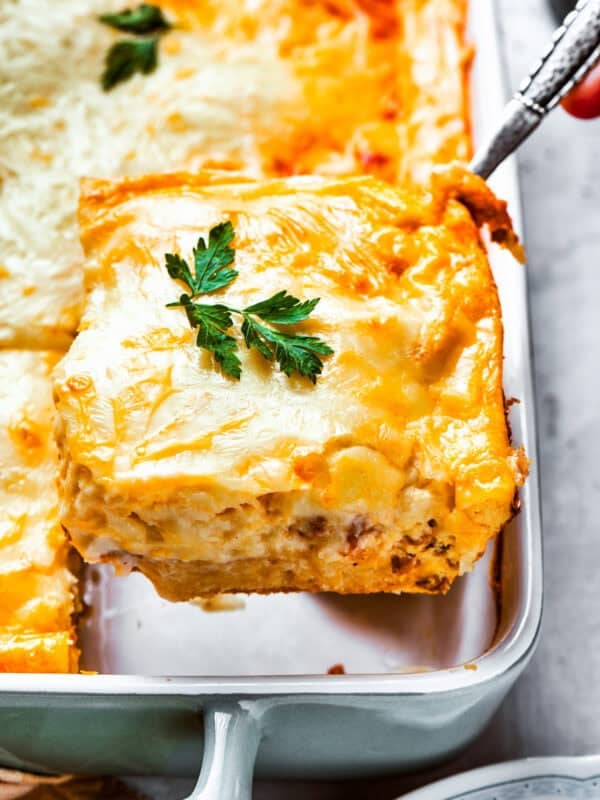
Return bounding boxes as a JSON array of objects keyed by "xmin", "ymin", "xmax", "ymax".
[
  {"xmin": 0, "ymin": 0, "xmax": 471, "ymax": 349},
  {"xmin": 0, "ymin": 0, "xmax": 298, "ymax": 348}
]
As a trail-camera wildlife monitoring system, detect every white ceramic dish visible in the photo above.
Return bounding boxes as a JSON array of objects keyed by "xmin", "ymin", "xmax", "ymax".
[
  {"xmin": 399, "ymin": 756, "xmax": 600, "ymax": 799},
  {"xmin": 79, "ymin": 0, "xmax": 530, "ymax": 683},
  {"xmin": 0, "ymin": 3, "xmax": 542, "ymax": 799}
]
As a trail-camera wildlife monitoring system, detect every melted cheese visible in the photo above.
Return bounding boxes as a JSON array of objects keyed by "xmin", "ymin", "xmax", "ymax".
[
  {"xmin": 53, "ymin": 168, "xmax": 526, "ymax": 599},
  {"xmin": 0, "ymin": 0, "xmax": 469, "ymax": 348},
  {"xmin": 0, "ymin": 351, "xmax": 78, "ymax": 672}
]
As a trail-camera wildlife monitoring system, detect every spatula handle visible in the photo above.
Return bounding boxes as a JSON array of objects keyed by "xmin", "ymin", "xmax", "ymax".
[{"xmin": 470, "ymin": 0, "xmax": 600, "ymax": 179}]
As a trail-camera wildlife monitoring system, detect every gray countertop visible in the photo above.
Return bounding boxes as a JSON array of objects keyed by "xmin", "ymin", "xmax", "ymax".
[{"xmin": 131, "ymin": 1, "xmax": 600, "ymax": 796}]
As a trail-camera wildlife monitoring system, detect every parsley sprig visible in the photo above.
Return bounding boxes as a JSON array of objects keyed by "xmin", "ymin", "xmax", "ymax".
[
  {"xmin": 99, "ymin": 3, "xmax": 170, "ymax": 33},
  {"xmin": 100, "ymin": 38, "xmax": 158, "ymax": 91},
  {"xmin": 165, "ymin": 222, "xmax": 333, "ymax": 383},
  {"xmin": 99, "ymin": 4, "xmax": 171, "ymax": 91}
]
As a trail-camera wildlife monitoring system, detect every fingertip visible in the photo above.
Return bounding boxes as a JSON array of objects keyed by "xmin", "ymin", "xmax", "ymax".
[{"xmin": 561, "ymin": 62, "xmax": 600, "ymax": 120}]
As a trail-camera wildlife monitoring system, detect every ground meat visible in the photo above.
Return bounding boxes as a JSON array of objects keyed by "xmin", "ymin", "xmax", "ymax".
[
  {"xmin": 390, "ymin": 554, "xmax": 414, "ymax": 574},
  {"xmin": 346, "ymin": 515, "xmax": 382, "ymax": 549},
  {"xmin": 289, "ymin": 516, "xmax": 328, "ymax": 537},
  {"xmin": 416, "ymin": 575, "xmax": 451, "ymax": 593}
]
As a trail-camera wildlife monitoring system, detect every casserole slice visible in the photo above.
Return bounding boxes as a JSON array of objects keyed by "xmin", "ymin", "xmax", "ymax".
[
  {"xmin": 53, "ymin": 168, "xmax": 527, "ymax": 600},
  {"xmin": 0, "ymin": 352, "xmax": 78, "ymax": 672},
  {"xmin": 0, "ymin": 0, "xmax": 469, "ymax": 348}
]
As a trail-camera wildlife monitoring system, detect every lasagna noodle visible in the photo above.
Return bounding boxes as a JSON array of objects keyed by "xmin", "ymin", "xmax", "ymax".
[
  {"xmin": 0, "ymin": 0, "xmax": 470, "ymax": 348},
  {"xmin": 0, "ymin": 351, "xmax": 78, "ymax": 672},
  {"xmin": 53, "ymin": 168, "xmax": 526, "ymax": 600}
]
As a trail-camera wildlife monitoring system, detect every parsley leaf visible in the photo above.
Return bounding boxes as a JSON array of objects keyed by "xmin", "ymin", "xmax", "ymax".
[
  {"xmin": 244, "ymin": 290, "xmax": 319, "ymax": 325},
  {"xmin": 240, "ymin": 316, "xmax": 274, "ymax": 362},
  {"xmin": 99, "ymin": 4, "xmax": 170, "ymax": 34},
  {"xmin": 165, "ymin": 253, "xmax": 194, "ymax": 290},
  {"xmin": 180, "ymin": 296, "xmax": 241, "ymax": 380},
  {"xmin": 181, "ymin": 297, "xmax": 234, "ymax": 332},
  {"xmin": 241, "ymin": 317, "xmax": 333, "ymax": 384},
  {"xmin": 165, "ymin": 223, "xmax": 333, "ymax": 383},
  {"xmin": 98, "ymin": 4, "xmax": 171, "ymax": 91},
  {"xmin": 165, "ymin": 223, "xmax": 237, "ymax": 297},
  {"xmin": 192, "ymin": 221, "xmax": 238, "ymax": 294},
  {"xmin": 101, "ymin": 37, "xmax": 158, "ymax": 91}
]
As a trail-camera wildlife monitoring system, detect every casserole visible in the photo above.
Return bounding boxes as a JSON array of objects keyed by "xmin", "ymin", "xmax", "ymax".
[
  {"xmin": 0, "ymin": 0, "xmax": 475, "ymax": 670},
  {"xmin": 0, "ymin": 2, "xmax": 542, "ymax": 797},
  {"xmin": 0, "ymin": 0, "xmax": 469, "ymax": 350},
  {"xmin": 54, "ymin": 166, "xmax": 525, "ymax": 601}
]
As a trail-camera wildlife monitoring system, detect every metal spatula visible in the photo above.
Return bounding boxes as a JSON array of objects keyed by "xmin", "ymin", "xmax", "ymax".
[{"xmin": 470, "ymin": 0, "xmax": 600, "ymax": 179}]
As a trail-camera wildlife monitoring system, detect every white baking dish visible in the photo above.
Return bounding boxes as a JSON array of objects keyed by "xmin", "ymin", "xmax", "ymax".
[{"xmin": 0, "ymin": 3, "xmax": 542, "ymax": 798}]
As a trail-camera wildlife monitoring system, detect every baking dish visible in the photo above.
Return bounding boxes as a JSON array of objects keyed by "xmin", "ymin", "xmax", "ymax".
[{"xmin": 0, "ymin": 1, "xmax": 542, "ymax": 797}]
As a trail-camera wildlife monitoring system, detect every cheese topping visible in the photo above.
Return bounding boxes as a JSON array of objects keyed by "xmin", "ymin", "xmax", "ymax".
[
  {"xmin": 53, "ymin": 169, "xmax": 526, "ymax": 599},
  {"xmin": 0, "ymin": 0, "xmax": 469, "ymax": 348},
  {"xmin": 0, "ymin": 351, "xmax": 78, "ymax": 672}
]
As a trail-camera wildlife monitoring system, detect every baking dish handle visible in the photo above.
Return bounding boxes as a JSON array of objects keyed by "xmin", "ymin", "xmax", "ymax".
[{"xmin": 183, "ymin": 703, "xmax": 262, "ymax": 800}]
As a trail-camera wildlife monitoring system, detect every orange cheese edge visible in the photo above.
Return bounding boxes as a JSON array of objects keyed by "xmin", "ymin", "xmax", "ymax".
[{"xmin": 0, "ymin": 351, "xmax": 79, "ymax": 672}]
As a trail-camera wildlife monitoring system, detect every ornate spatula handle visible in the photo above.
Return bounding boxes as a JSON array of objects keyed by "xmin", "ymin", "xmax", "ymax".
[{"xmin": 470, "ymin": 0, "xmax": 600, "ymax": 179}]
